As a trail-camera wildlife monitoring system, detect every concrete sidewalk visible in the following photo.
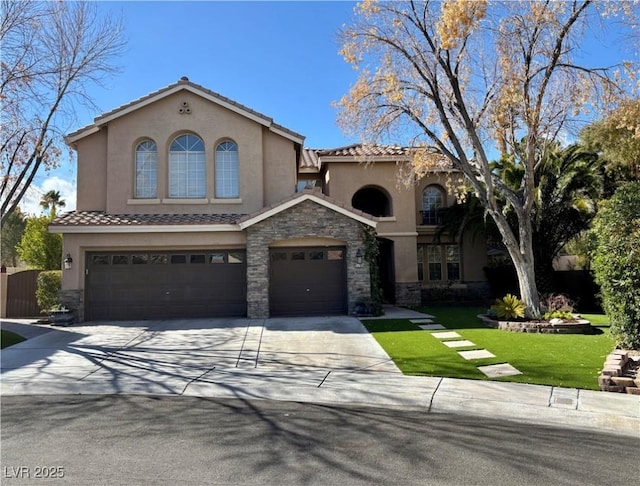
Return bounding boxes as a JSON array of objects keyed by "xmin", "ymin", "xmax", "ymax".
[{"xmin": 1, "ymin": 317, "xmax": 638, "ymax": 437}]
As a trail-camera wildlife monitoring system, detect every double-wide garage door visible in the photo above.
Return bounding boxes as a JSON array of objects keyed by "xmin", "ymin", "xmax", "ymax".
[
  {"xmin": 269, "ymin": 246, "xmax": 347, "ymax": 317},
  {"xmin": 85, "ymin": 250, "xmax": 246, "ymax": 321}
]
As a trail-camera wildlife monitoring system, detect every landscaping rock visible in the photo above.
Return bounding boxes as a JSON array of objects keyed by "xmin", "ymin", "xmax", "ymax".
[
  {"xmin": 599, "ymin": 349, "xmax": 639, "ymax": 394},
  {"xmin": 477, "ymin": 314, "xmax": 594, "ymax": 334},
  {"xmin": 611, "ymin": 376, "xmax": 636, "ymax": 387}
]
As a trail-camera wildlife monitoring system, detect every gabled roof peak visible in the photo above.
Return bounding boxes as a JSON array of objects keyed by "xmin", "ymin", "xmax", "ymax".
[{"xmin": 65, "ymin": 78, "xmax": 305, "ymax": 146}]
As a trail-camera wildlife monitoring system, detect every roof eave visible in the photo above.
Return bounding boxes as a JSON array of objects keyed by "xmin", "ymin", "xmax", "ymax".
[
  {"xmin": 65, "ymin": 81, "xmax": 305, "ymax": 146},
  {"xmin": 239, "ymin": 192, "xmax": 377, "ymax": 230},
  {"xmin": 48, "ymin": 223, "xmax": 242, "ymax": 234}
]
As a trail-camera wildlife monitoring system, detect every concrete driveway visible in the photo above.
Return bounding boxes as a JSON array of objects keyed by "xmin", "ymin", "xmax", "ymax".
[{"xmin": 1, "ymin": 316, "xmax": 422, "ymax": 406}]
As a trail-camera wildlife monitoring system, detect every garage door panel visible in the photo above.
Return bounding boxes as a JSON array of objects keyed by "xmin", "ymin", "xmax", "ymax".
[
  {"xmin": 86, "ymin": 251, "xmax": 246, "ymax": 321},
  {"xmin": 270, "ymin": 247, "xmax": 347, "ymax": 317}
]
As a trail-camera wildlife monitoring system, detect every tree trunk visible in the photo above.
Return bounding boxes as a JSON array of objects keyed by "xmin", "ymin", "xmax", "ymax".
[
  {"xmin": 512, "ymin": 255, "xmax": 541, "ymax": 318},
  {"xmin": 489, "ymin": 209, "xmax": 542, "ymax": 318}
]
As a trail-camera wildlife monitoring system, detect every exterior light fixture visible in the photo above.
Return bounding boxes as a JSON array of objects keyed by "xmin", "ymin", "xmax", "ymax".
[
  {"xmin": 356, "ymin": 248, "xmax": 364, "ymax": 267},
  {"xmin": 63, "ymin": 253, "xmax": 73, "ymax": 270}
]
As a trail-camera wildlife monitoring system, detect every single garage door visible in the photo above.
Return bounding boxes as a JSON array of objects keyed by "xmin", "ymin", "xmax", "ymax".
[
  {"xmin": 269, "ymin": 247, "xmax": 347, "ymax": 317},
  {"xmin": 85, "ymin": 250, "xmax": 246, "ymax": 321}
]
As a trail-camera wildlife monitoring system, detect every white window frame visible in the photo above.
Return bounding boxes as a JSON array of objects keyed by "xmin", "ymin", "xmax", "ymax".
[
  {"xmin": 169, "ymin": 134, "xmax": 206, "ymax": 198},
  {"xmin": 421, "ymin": 185, "xmax": 444, "ymax": 225},
  {"xmin": 134, "ymin": 140, "xmax": 157, "ymax": 198},
  {"xmin": 215, "ymin": 140, "xmax": 239, "ymax": 199},
  {"xmin": 418, "ymin": 244, "xmax": 461, "ymax": 282}
]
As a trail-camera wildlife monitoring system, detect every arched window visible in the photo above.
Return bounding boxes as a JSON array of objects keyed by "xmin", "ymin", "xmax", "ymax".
[
  {"xmin": 134, "ymin": 140, "xmax": 157, "ymax": 198},
  {"xmin": 215, "ymin": 141, "xmax": 239, "ymax": 198},
  {"xmin": 421, "ymin": 185, "xmax": 445, "ymax": 225},
  {"xmin": 351, "ymin": 186, "xmax": 392, "ymax": 217},
  {"xmin": 169, "ymin": 134, "xmax": 205, "ymax": 198}
]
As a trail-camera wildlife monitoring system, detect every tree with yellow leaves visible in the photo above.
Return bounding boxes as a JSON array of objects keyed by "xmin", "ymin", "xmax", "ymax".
[{"xmin": 338, "ymin": 0, "xmax": 638, "ymax": 317}]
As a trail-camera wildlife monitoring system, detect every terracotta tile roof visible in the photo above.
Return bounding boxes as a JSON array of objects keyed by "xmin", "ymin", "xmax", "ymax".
[
  {"xmin": 300, "ymin": 149, "xmax": 321, "ymax": 170},
  {"xmin": 300, "ymin": 144, "xmax": 411, "ymax": 171},
  {"xmin": 50, "ymin": 211, "xmax": 244, "ymax": 227},
  {"xmin": 299, "ymin": 144, "xmax": 458, "ymax": 174},
  {"xmin": 315, "ymin": 144, "xmax": 411, "ymax": 157}
]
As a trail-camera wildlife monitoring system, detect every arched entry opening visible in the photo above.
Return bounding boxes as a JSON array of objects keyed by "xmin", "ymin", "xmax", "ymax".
[{"xmin": 351, "ymin": 186, "xmax": 392, "ymax": 217}]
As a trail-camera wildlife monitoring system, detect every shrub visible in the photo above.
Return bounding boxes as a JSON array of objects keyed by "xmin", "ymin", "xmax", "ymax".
[
  {"xmin": 591, "ymin": 182, "xmax": 640, "ymax": 349},
  {"xmin": 543, "ymin": 310, "xmax": 575, "ymax": 321},
  {"xmin": 36, "ymin": 270, "xmax": 62, "ymax": 312},
  {"xmin": 17, "ymin": 215, "xmax": 62, "ymax": 270},
  {"xmin": 541, "ymin": 294, "xmax": 576, "ymax": 321},
  {"xmin": 491, "ymin": 294, "xmax": 526, "ymax": 320}
]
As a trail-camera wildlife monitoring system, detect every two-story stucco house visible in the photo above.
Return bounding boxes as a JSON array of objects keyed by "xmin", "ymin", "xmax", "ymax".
[{"xmin": 50, "ymin": 78, "xmax": 487, "ymax": 321}]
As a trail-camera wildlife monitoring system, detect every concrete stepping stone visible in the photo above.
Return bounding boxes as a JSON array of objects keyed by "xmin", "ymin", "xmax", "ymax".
[
  {"xmin": 418, "ymin": 324, "xmax": 446, "ymax": 330},
  {"xmin": 458, "ymin": 349, "xmax": 496, "ymax": 360},
  {"xmin": 443, "ymin": 340, "xmax": 475, "ymax": 348},
  {"xmin": 410, "ymin": 319, "xmax": 434, "ymax": 324},
  {"xmin": 477, "ymin": 363, "xmax": 522, "ymax": 378},
  {"xmin": 432, "ymin": 331, "xmax": 461, "ymax": 339}
]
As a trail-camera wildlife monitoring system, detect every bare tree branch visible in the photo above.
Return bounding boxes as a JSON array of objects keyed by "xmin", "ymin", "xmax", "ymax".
[{"xmin": 0, "ymin": 1, "xmax": 125, "ymax": 225}]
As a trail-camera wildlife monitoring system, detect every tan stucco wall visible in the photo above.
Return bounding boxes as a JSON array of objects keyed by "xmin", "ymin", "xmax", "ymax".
[
  {"xmin": 262, "ymin": 127, "xmax": 297, "ymax": 205},
  {"xmin": 61, "ymin": 231, "xmax": 246, "ymax": 290},
  {"xmin": 325, "ymin": 162, "xmax": 416, "ymax": 232},
  {"xmin": 324, "ymin": 162, "xmax": 423, "ymax": 285},
  {"xmin": 461, "ymin": 232, "xmax": 488, "ymax": 281},
  {"xmin": 106, "ymin": 91, "xmax": 265, "ymax": 214},
  {"xmin": 76, "ymin": 130, "xmax": 108, "ymax": 211},
  {"xmin": 324, "ymin": 162, "xmax": 486, "ymax": 286},
  {"xmin": 74, "ymin": 90, "xmax": 299, "ymax": 216},
  {"xmin": 390, "ymin": 235, "xmax": 419, "ymax": 283}
]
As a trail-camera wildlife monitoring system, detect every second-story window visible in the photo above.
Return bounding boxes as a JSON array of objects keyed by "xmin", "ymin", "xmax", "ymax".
[
  {"xmin": 135, "ymin": 140, "xmax": 157, "ymax": 198},
  {"xmin": 215, "ymin": 141, "xmax": 239, "ymax": 198},
  {"xmin": 169, "ymin": 134, "xmax": 205, "ymax": 198},
  {"xmin": 422, "ymin": 185, "xmax": 445, "ymax": 225}
]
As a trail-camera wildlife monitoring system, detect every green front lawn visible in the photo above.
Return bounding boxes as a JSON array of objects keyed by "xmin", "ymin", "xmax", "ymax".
[
  {"xmin": 362, "ymin": 306, "xmax": 614, "ymax": 390},
  {"xmin": 1, "ymin": 330, "xmax": 26, "ymax": 349}
]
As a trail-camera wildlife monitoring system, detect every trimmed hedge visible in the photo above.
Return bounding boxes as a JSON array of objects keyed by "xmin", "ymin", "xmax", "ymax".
[
  {"xmin": 36, "ymin": 270, "xmax": 62, "ymax": 313},
  {"xmin": 591, "ymin": 182, "xmax": 640, "ymax": 349}
]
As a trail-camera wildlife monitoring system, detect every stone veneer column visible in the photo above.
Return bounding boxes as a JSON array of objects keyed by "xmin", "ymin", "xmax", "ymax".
[
  {"xmin": 246, "ymin": 234, "xmax": 270, "ymax": 319},
  {"xmin": 58, "ymin": 289, "xmax": 84, "ymax": 322}
]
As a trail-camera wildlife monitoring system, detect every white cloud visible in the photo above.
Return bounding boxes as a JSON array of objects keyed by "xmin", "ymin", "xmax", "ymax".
[{"xmin": 20, "ymin": 176, "xmax": 77, "ymax": 217}]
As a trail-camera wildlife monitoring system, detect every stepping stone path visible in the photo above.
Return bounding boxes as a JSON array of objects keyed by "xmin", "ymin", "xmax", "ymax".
[
  {"xmin": 459, "ymin": 349, "xmax": 496, "ymax": 360},
  {"xmin": 477, "ymin": 363, "xmax": 522, "ymax": 378},
  {"xmin": 418, "ymin": 324, "xmax": 446, "ymax": 330},
  {"xmin": 443, "ymin": 340, "xmax": 476, "ymax": 348},
  {"xmin": 411, "ymin": 318, "xmax": 446, "ymax": 331},
  {"xmin": 432, "ymin": 331, "xmax": 461, "ymax": 339},
  {"xmin": 426, "ymin": 315, "xmax": 523, "ymax": 379}
]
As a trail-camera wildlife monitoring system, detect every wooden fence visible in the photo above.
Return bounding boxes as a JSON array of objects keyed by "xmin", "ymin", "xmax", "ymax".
[{"xmin": 5, "ymin": 269, "xmax": 43, "ymax": 318}]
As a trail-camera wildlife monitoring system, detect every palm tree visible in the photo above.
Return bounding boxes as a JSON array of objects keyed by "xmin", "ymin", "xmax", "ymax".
[
  {"xmin": 39, "ymin": 190, "xmax": 66, "ymax": 218},
  {"xmin": 531, "ymin": 144, "xmax": 601, "ymax": 292},
  {"xmin": 436, "ymin": 143, "xmax": 602, "ymax": 294}
]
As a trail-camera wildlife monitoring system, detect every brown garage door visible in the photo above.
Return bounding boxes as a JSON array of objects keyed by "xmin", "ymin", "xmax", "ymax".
[
  {"xmin": 85, "ymin": 250, "xmax": 246, "ymax": 321},
  {"xmin": 269, "ymin": 247, "xmax": 347, "ymax": 317}
]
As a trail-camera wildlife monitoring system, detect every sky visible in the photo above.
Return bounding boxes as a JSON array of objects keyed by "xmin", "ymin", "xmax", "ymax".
[{"xmin": 20, "ymin": 0, "xmax": 638, "ymax": 216}]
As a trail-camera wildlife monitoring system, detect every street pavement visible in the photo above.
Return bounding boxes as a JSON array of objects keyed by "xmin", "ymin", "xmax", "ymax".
[
  {"xmin": 1, "ymin": 311, "xmax": 638, "ymax": 438},
  {"xmin": 3, "ymin": 395, "xmax": 638, "ymax": 486}
]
